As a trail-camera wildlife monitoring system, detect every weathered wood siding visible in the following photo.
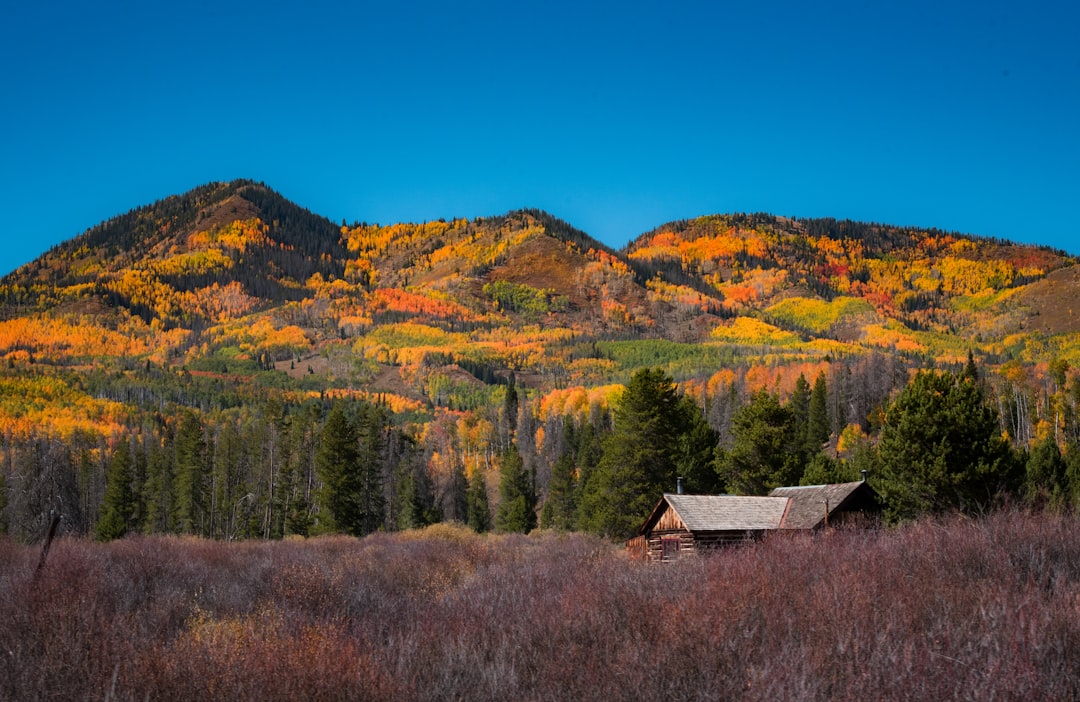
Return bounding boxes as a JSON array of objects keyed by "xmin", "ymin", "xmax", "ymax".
[
  {"xmin": 642, "ymin": 529, "xmax": 763, "ymax": 562},
  {"xmin": 645, "ymin": 529, "xmax": 695, "ymax": 562},
  {"xmin": 654, "ymin": 505, "xmax": 687, "ymax": 532}
]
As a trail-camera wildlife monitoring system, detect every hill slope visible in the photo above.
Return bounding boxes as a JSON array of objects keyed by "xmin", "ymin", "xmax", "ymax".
[
  {"xmin": 2, "ymin": 180, "xmax": 1080, "ymax": 541},
  {"xmin": 0, "ymin": 180, "xmax": 1076, "ymax": 384}
]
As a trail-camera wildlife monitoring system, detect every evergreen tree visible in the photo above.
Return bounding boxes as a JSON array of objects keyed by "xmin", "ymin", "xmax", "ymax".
[
  {"xmin": 577, "ymin": 368, "xmax": 693, "ymax": 538},
  {"xmin": 142, "ymin": 437, "xmax": 173, "ymax": 534},
  {"xmin": 171, "ymin": 410, "xmax": 208, "ymax": 535},
  {"xmin": 495, "ymin": 445, "xmax": 536, "ymax": 533},
  {"xmin": 282, "ymin": 402, "xmax": 320, "ymax": 537},
  {"xmin": 211, "ymin": 421, "xmax": 244, "ymax": 540},
  {"xmin": 1064, "ymin": 442, "xmax": 1080, "ymax": 507},
  {"xmin": 830, "ymin": 365, "xmax": 851, "ymax": 438},
  {"xmin": 314, "ymin": 402, "xmax": 361, "ymax": 535},
  {"xmin": 1026, "ymin": 436, "xmax": 1067, "ymax": 507},
  {"xmin": 675, "ymin": 395, "xmax": 721, "ymax": 493},
  {"xmin": 447, "ymin": 461, "xmax": 469, "ymax": 523},
  {"xmin": 394, "ymin": 433, "xmax": 438, "ymax": 531},
  {"xmin": 806, "ymin": 371, "xmax": 831, "ymax": 452},
  {"xmin": 354, "ymin": 404, "xmax": 387, "ymax": 535},
  {"xmin": 717, "ymin": 389, "xmax": 803, "ymax": 494},
  {"xmin": 541, "ymin": 453, "xmax": 576, "ymax": 530},
  {"xmin": 572, "ymin": 420, "xmax": 604, "ymax": 528},
  {"xmin": 799, "ymin": 453, "xmax": 860, "ymax": 486},
  {"xmin": 396, "ymin": 463, "xmax": 420, "ymax": 530},
  {"xmin": 502, "ymin": 372, "xmax": 519, "ymax": 449},
  {"xmin": 790, "ymin": 373, "xmax": 811, "ymax": 449},
  {"xmin": 466, "ymin": 468, "xmax": 491, "ymax": 532},
  {"xmin": 962, "ymin": 349, "xmax": 980, "ymax": 382},
  {"xmin": 876, "ymin": 369, "xmax": 1019, "ymax": 521},
  {"xmin": 127, "ymin": 436, "xmax": 148, "ymax": 534},
  {"xmin": 96, "ymin": 439, "xmax": 135, "ymax": 541}
]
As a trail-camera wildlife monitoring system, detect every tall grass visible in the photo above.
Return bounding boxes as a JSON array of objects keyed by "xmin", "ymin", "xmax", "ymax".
[{"xmin": 1, "ymin": 512, "xmax": 1078, "ymax": 700}]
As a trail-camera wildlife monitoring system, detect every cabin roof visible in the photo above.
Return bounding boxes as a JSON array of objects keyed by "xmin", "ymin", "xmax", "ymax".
[
  {"xmin": 639, "ymin": 481, "xmax": 878, "ymax": 536},
  {"xmin": 769, "ymin": 481, "xmax": 874, "ymax": 530},
  {"xmin": 650, "ymin": 494, "xmax": 790, "ymax": 533}
]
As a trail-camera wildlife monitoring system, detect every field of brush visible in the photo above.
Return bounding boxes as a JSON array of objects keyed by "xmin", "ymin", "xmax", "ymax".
[{"xmin": 2, "ymin": 511, "xmax": 1079, "ymax": 701}]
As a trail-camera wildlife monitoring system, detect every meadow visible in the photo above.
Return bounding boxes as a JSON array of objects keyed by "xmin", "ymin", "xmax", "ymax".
[{"xmin": 2, "ymin": 511, "xmax": 1078, "ymax": 701}]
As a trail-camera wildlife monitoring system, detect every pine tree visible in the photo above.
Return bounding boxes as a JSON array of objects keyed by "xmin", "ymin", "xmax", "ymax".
[
  {"xmin": 876, "ymin": 369, "xmax": 1019, "ymax": 521},
  {"xmin": 495, "ymin": 445, "xmax": 535, "ymax": 533},
  {"xmin": 961, "ymin": 349, "xmax": 980, "ymax": 383},
  {"xmin": 578, "ymin": 368, "xmax": 693, "ymax": 538},
  {"xmin": 394, "ymin": 432, "xmax": 438, "ymax": 531},
  {"xmin": 717, "ymin": 389, "xmax": 803, "ymax": 494},
  {"xmin": 447, "ymin": 461, "xmax": 469, "ymax": 523},
  {"xmin": 799, "ymin": 453, "xmax": 860, "ymax": 486},
  {"xmin": 675, "ymin": 395, "xmax": 720, "ymax": 493},
  {"xmin": 541, "ymin": 453, "xmax": 576, "ymax": 530},
  {"xmin": 502, "ymin": 372, "xmax": 519, "ymax": 450},
  {"xmin": 282, "ymin": 402, "xmax": 320, "ymax": 537},
  {"xmin": 1064, "ymin": 442, "xmax": 1080, "ymax": 508},
  {"xmin": 806, "ymin": 371, "xmax": 830, "ymax": 452},
  {"xmin": 355, "ymin": 404, "xmax": 386, "ymax": 535},
  {"xmin": 142, "ymin": 438, "xmax": 173, "ymax": 534},
  {"xmin": 96, "ymin": 440, "xmax": 136, "ymax": 541},
  {"xmin": 1026, "ymin": 436, "xmax": 1067, "ymax": 507},
  {"xmin": 171, "ymin": 410, "xmax": 208, "ymax": 535},
  {"xmin": 466, "ymin": 467, "xmax": 491, "ymax": 532},
  {"xmin": 314, "ymin": 402, "xmax": 361, "ymax": 535},
  {"xmin": 790, "ymin": 373, "xmax": 811, "ymax": 449},
  {"xmin": 211, "ymin": 421, "xmax": 244, "ymax": 540}
]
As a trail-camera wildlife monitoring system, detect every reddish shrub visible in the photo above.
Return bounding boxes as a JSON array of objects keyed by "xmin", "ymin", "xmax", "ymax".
[{"xmin": 1, "ymin": 512, "xmax": 1079, "ymax": 700}]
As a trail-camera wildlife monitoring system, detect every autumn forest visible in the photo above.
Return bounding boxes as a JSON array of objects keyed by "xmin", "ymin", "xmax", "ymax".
[{"xmin": 1, "ymin": 179, "xmax": 1079, "ymax": 543}]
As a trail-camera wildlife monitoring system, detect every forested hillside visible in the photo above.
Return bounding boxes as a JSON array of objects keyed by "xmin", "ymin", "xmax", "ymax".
[{"xmin": 1, "ymin": 180, "xmax": 1078, "ymax": 542}]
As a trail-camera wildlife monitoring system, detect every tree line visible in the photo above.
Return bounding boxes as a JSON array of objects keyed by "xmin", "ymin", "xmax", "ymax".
[{"xmin": 4, "ymin": 353, "xmax": 1080, "ymax": 543}]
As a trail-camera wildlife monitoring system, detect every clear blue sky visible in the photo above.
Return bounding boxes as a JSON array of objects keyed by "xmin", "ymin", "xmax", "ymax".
[{"xmin": 2, "ymin": 0, "xmax": 1078, "ymax": 276}]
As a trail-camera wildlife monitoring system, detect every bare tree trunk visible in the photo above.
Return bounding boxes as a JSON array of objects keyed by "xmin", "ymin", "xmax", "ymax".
[{"xmin": 35, "ymin": 511, "xmax": 61, "ymax": 576}]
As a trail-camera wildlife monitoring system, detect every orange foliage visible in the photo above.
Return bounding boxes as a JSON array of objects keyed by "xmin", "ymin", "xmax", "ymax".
[
  {"xmin": 863, "ymin": 323, "xmax": 926, "ymax": 353},
  {"xmin": 706, "ymin": 368, "xmax": 738, "ymax": 398},
  {"xmin": 743, "ymin": 365, "xmax": 776, "ymax": 393},
  {"xmin": 372, "ymin": 288, "xmax": 481, "ymax": 322},
  {"xmin": 536, "ymin": 384, "xmax": 622, "ymax": 423},
  {"xmin": 836, "ymin": 423, "xmax": 870, "ymax": 456},
  {"xmin": 628, "ymin": 224, "xmax": 769, "ymax": 267},
  {"xmin": 188, "ymin": 218, "xmax": 270, "ymax": 253},
  {"xmin": 646, "ymin": 280, "xmax": 715, "ymax": 313},
  {"xmin": 0, "ymin": 374, "xmax": 129, "ymax": 440},
  {"xmin": 765, "ymin": 362, "xmax": 833, "ymax": 397},
  {"xmin": 209, "ymin": 317, "xmax": 311, "ymax": 356},
  {"xmin": 288, "ymin": 388, "xmax": 428, "ymax": 414},
  {"xmin": 0, "ymin": 316, "xmax": 150, "ymax": 360},
  {"xmin": 721, "ymin": 284, "xmax": 758, "ymax": 308},
  {"xmin": 600, "ymin": 299, "xmax": 629, "ymax": 325},
  {"xmin": 587, "ymin": 249, "xmax": 632, "ymax": 276},
  {"xmin": 177, "ymin": 282, "xmax": 259, "ymax": 323}
]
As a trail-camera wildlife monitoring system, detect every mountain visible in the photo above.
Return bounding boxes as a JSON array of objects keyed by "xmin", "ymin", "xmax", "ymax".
[
  {"xmin": 1, "ymin": 178, "xmax": 1076, "ymax": 382},
  {"xmin": 1, "ymin": 179, "xmax": 1077, "ymax": 389},
  {"xmin": 1, "ymin": 180, "xmax": 1079, "ymax": 540},
  {"xmin": 2, "ymin": 181, "xmax": 346, "ymax": 322}
]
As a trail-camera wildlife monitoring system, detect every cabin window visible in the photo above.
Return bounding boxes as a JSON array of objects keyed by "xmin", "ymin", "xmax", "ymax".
[{"xmin": 661, "ymin": 536, "xmax": 680, "ymax": 561}]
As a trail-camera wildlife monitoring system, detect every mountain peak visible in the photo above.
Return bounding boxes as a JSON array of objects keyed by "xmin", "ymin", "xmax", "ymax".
[{"xmin": 1, "ymin": 180, "xmax": 1076, "ymax": 350}]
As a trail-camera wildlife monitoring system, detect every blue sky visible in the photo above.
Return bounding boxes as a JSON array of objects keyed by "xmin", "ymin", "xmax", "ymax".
[{"xmin": 2, "ymin": 0, "xmax": 1077, "ymax": 276}]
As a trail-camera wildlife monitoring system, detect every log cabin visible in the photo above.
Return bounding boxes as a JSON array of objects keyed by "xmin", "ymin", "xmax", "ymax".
[{"xmin": 628, "ymin": 480, "xmax": 879, "ymax": 562}]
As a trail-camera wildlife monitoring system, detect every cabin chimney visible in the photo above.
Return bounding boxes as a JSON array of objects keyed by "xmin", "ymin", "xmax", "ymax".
[
  {"xmin": 676, "ymin": 477, "xmax": 684, "ymax": 495},
  {"xmin": 861, "ymin": 469, "xmax": 868, "ymax": 483}
]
